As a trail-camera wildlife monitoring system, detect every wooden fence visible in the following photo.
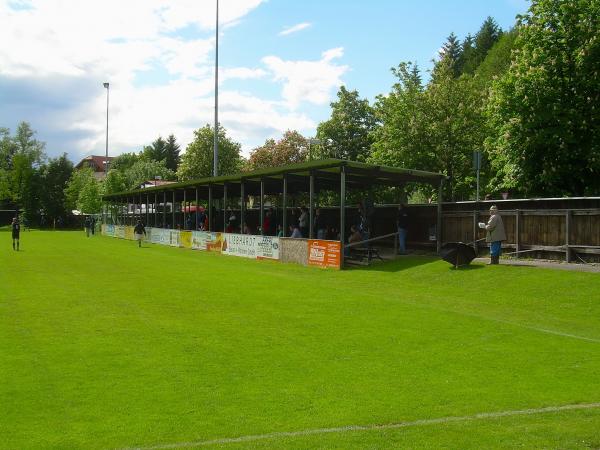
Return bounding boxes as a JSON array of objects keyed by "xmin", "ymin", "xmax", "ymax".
[{"xmin": 441, "ymin": 208, "xmax": 600, "ymax": 262}]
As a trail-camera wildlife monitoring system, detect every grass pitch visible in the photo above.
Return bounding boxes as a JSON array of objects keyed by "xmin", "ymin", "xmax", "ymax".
[{"xmin": 1, "ymin": 230, "xmax": 599, "ymax": 449}]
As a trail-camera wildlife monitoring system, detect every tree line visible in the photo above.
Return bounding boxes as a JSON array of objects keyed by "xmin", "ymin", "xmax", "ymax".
[{"xmin": 1, "ymin": 0, "xmax": 598, "ymax": 224}]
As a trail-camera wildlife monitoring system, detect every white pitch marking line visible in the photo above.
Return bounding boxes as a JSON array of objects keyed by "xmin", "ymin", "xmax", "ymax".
[{"xmin": 120, "ymin": 402, "xmax": 600, "ymax": 450}]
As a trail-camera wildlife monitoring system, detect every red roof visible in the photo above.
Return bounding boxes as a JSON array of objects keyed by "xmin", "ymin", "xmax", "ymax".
[{"xmin": 76, "ymin": 155, "xmax": 115, "ymax": 172}]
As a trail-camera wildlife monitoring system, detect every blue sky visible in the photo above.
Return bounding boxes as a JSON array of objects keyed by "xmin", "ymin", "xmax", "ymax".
[{"xmin": 0, "ymin": 0, "xmax": 529, "ymax": 163}]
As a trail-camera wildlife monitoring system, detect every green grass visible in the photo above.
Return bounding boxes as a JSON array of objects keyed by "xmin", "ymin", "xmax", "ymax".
[{"xmin": 1, "ymin": 231, "xmax": 599, "ymax": 449}]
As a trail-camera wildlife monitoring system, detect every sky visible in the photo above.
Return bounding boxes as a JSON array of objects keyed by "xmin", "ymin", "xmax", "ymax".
[{"xmin": 0, "ymin": 0, "xmax": 529, "ymax": 163}]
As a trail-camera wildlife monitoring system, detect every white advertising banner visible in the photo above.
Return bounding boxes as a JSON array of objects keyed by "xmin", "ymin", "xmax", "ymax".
[
  {"xmin": 115, "ymin": 225, "xmax": 125, "ymax": 239},
  {"xmin": 169, "ymin": 230, "xmax": 180, "ymax": 247},
  {"xmin": 150, "ymin": 227, "xmax": 162, "ymax": 244},
  {"xmin": 191, "ymin": 231, "xmax": 212, "ymax": 250},
  {"xmin": 222, "ymin": 234, "xmax": 279, "ymax": 260}
]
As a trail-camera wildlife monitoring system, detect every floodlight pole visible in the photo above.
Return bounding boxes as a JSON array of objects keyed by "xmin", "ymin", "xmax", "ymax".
[
  {"xmin": 213, "ymin": 0, "xmax": 219, "ymax": 177},
  {"xmin": 103, "ymin": 82, "xmax": 109, "ymax": 176}
]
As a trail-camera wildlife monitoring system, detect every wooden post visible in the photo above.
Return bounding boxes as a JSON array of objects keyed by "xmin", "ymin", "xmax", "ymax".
[
  {"xmin": 515, "ymin": 209, "xmax": 521, "ymax": 259},
  {"xmin": 472, "ymin": 209, "xmax": 479, "ymax": 255},
  {"xmin": 565, "ymin": 209, "xmax": 571, "ymax": 263},
  {"xmin": 436, "ymin": 179, "xmax": 444, "ymax": 254}
]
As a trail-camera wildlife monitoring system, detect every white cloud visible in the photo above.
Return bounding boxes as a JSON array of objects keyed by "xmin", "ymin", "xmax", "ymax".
[
  {"xmin": 279, "ymin": 22, "xmax": 312, "ymax": 36},
  {"xmin": 262, "ymin": 47, "xmax": 349, "ymax": 109},
  {"xmin": 0, "ymin": 0, "xmax": 347, "ymax": 161}
]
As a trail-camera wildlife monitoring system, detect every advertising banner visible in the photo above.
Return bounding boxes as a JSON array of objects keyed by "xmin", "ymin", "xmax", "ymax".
[
  {"xmin": 115, "ymin": 225, "xmax": 125, "ymax": 239},
  {"xmin": 149, "ymin": 228, "xmax": 167, "ymax": 245},
  {"xmin": 179, "ymin": 231, "xmax": 192, "ymax": 249},
  {"xmin": 169, "ymin": 230, "xmax": 180, "ymax": 247},
  {"xmin": 125, "ymin": 226, "xmax": 135, "ymax": 240},
  {"xmin": 222, "ymin": 234, "xmax": 279, "ymax": 260},
  {"xmin": 102, "ymin": 224, "xmax": 115, "ymax": 237},
  {"xmin": 307, "ymin": 240, "xmax": 341, "ymax": 269},
  {"xmin": 207, "ymin": 232, "xmax": 223, "ymax": 253}
]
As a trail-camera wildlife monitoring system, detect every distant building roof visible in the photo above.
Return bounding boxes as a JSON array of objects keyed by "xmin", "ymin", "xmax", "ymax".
[
  {"xmin": 139, "ymin": 180, "xmax": 177, "ymax": 189},
  {"xmin": 75, "ymin": 155, "xmax": 115, "ymax": 173}
]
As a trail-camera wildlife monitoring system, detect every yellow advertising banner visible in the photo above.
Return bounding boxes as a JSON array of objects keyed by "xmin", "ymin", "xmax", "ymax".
[
  {"xmin": 179, "ymin": 231, "xmax": 192, "ymax": 249},
  {"xmin": 124, "ymin": 226, "xmax": 135, "ymax": 240}
]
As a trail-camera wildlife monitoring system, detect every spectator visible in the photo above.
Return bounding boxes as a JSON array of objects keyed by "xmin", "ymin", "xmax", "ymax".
[
  {"xmin": 91, "ymin": 216, "xmax": 96, "ymax": 235},
  {"xmin": 349, "ymin": 225, "xmax": 363, "ymax": 245},
  {"xmin": 268, "ymin": 208, "xmax": 277, "ymax": 236},
  {"xmin": 481, "ymin": 205, "xmax": 506, "ymax": 265},
  {"xmin": 226, "ymin": 208, "xmax": 237, "ymax": 233},
  {"xmin": 186, "ymin": 214, "xmax": 193, "ymax": 230},
  {"xmin": 84, "ymin": 216, "xmax": 92, "ymax": 237},
  {"xmin": 289, "ymin": 224, "xmax": 302, "ymax": 238},
  {"xmin": 262, "ymin": 210, "xmax": 272, "ymax": 236},
  {"xmin": 276, "ymin": 224, "xmax": 284, "ymax": 238},
  {"xmin": 314, "ymin": 208, "xmax": 327, "ymax": 239},
  {"xmin": 298, "ymin": 207, "xmax": 308, "ymax": 237},
  {"xmin": 396, "ymin": 203, "xmax": 409, "ymax": 254}
]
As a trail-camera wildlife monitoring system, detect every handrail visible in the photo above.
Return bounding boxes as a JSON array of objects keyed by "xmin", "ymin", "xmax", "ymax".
[{"xmin": 345, "ymin": 231, "xmax": 399, "ymax": 249}]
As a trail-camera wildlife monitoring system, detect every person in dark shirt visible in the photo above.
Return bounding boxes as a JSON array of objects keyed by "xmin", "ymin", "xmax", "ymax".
[
  {"xmin": 84, "ymin": 216, "xmax": 92, "ymax": 237},
  {"xmin": 12, "ymin": 217, "xmax": 20, "ymax": 251},
  {"xmin": 396, "ymin": 203, "xmax": 409, "ymax": 254},
  {"xmin": 133, "ymin": 220, "xmax": 146, "ymax": 248}
]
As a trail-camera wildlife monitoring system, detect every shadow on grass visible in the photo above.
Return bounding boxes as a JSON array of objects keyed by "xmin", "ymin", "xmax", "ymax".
[
  {"xmin": 448, "ymin": 264, "xmax": 485, "ymax": 271},
  {"xmin": 347, "ymin": 255, "xmax": 440, "ymax": 273}
]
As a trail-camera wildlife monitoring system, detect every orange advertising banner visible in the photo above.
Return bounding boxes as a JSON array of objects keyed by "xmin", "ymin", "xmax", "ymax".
[{"xmin": 307, "ymin": 240, "xmax": 341, "ymax": 269}]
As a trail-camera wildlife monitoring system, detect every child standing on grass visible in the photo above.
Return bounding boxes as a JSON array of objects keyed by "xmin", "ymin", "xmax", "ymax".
[
  {"xmin": 11, "ymin": 217, "xmax": 20, "ymax": 251},
  {"xmin": 134, "ymin": 220, "xmax": 146, "ymax": 248}
]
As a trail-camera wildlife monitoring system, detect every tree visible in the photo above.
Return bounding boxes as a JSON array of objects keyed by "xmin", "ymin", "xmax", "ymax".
[
  {"xmin": 125, "ymin": 159, "xmax": 176, "ymax": 189},
  {"xmin": 164, "ymin": 134, "xmax": 181, "ymax": 172},
  {"xmin": 370, "ymin": 62, "xmax": 428, "ymax": 171},
  {"xmin": 177, "ymin": 124, "xmax": 243, "ymax": 181},
  {"xmin": 371, "ymin": 61, "xmax": 485, "ymax": 200},
  {"xmin": 103, "ymin": 169, "xmax": 128, "ymax": 195},
  {"xmin": 472, "ymin": 29, "xmax": 518, "ymax": 88},
  {"xmin": 248, "ymin": 131, "xmax": 308, "ymax": 170},
  {"xmin": 315, "ymin": 86, "xmax": 377, "ymax": 162},
  {"xmin": 109, "ymin": 152, "xmax": 139, "ymax": 172},
  {"xmin": 77, "ymin": 178, "xmax": 103, "ymax": 214},
  {"xmin": 141, "ymin": 137, "xmax": 167, "ymax": 163},
  {"xmin": 462, "ymin": 17, "xmax": 503, "ymax": 74},
  {"xmin": 65, "ymin": 168, "xmax": 97, "ymax": 212},
  {"xmin": 486, "ymin": 0, "xmax": 600, "ymax": 196},
  {"xmin": 39, "ymin": 153, "xmax": 73, "ymax": 222},
  {"xmin": 7, "ymin": 122, "xmax": 46, "ymax": 219},
  {"xmin": 425, "ymin": 61, "xmax": 485, "ymax": 200},
  {"xmin": 436, "ymin": 32, "xmax": 462, "ymax": 77},
  {"xmin": 458, "ymin": 34, "xmax": 476, "ymax": 74},
  {"xmin": 140, "ymin": 134, "xmax": 180, "ymax": 171}
]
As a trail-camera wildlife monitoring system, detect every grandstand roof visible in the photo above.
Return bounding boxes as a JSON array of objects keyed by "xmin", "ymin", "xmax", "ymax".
[{"xmin": 103, "ymin": 159, "xmax": 445, "ymax": 201}]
